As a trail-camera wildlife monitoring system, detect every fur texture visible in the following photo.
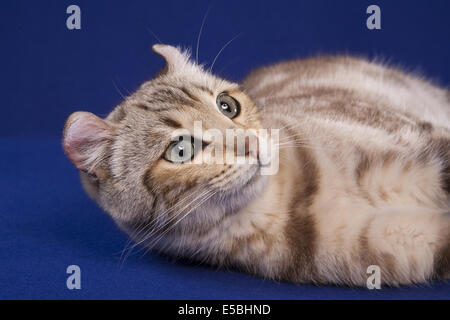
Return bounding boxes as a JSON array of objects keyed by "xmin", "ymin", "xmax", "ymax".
[{"xmin": 63, "ymin": 45, "xmax": 450, "ymax": 286}]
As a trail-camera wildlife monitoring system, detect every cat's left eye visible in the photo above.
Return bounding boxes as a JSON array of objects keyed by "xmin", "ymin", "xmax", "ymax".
[
  {"xmin": 163, "ymin": 136, "xmax": 197, "ymax": 163},
  {"xmin": 216, "ymin": 93, "xmax": 240, "ymax": 119}
]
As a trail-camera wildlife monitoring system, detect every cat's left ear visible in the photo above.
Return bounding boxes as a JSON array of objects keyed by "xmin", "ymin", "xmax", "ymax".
[
  {"xmin": 152, "ymin": 44, "xmax": 191, "ymax": 74},
  {"xmin": 62, "ymin": 112, "xmax": 114, "ymax": 173}
]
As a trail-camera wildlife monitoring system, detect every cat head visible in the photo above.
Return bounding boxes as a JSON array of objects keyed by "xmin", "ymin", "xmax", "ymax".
[{"xmin": 62, "ymin": 44, "xmax": 271, "ymax": 241}]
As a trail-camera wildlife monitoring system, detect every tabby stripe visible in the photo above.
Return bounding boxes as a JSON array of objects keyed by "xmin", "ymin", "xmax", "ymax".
[
  {"xmin": 160, "ymin": 117, "xmax": 182, "ymax": 128},
  {"xmin": 281, "ymin": 127, "xmax": 318, "ymax": 282},
  {"xmin": 181, "ymin": 87, "xmax": 201, "ymax": 102},
  {"xmin": 193, "ymin": 84, "xmax": 214, "ymax": 96},
  {"xmin": 434, "ymin": 232, "xmax": 450, "ymax": 279}
]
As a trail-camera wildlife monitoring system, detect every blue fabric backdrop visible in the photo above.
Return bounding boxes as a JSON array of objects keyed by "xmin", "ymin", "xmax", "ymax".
[{"xmin": 1, "ymin": 0, "xmax": 449, "ymax": 299}]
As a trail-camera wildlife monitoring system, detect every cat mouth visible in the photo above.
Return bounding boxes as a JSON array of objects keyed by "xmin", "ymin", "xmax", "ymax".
[
  {"xmin": 230, "ymin": 162, "xmax": 263, "ymax": 192},
  {"xmin": 243, "ymin": 165, "xmax": 262, "ymax": 188}
]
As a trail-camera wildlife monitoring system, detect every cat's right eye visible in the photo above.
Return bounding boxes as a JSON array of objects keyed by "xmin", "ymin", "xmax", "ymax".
[
  {"xmin": 163, "ymin": 136, "xmax": 196, "ymax": 163},
  {"xmin": 216, "ymin": 93, "xmax": 240, "ymax": 119}
]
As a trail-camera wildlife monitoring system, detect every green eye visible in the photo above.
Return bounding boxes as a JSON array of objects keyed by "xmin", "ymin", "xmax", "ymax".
[
  {"xmin": 163, "ymin": 136, "xmax": 196, "ymax": 163},
  {"xmin": 216, "ymin": 93, "xmax": 240, "ymax": 119}
]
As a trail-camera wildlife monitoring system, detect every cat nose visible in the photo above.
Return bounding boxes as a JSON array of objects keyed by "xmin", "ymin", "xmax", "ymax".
[
  {"xmin": 235, "ymin": 135, "xmax": 259, "ymax": 159},
  {"xmin": 245, "ymin": 135, "xmax": 259, "ymax": 158}
]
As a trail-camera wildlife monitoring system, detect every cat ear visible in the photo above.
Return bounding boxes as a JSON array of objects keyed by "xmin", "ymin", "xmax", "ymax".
[
  {"xmin": 63, "ymin": 112, "xmax": 113, "ymax": 173},
  {"xmin": 152, "ymin": 44, "xmax": 190, "ymax": 74}
]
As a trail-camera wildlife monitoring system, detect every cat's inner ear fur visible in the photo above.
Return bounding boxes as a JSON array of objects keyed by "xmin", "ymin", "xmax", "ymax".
[
  {"xmin": 152, "ymin": 44, "xmax": 191, "ymax": 74},
  {"xmin": 63, "ymin": 111, "xmax": 113, "ymax": 173}
]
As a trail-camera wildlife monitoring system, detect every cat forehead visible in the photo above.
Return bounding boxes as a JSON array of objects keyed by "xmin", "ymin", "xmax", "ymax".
[
  {"xmin": 123, "ymin": 76, "xmax": 238, "ymax": 113},
  {"xmin": 142, "ymin": 74, "xmax": 236, "ymax": 96},
  {"xmin": 107, "ymin": 66, "xmax": 242, "ymax": 142}
]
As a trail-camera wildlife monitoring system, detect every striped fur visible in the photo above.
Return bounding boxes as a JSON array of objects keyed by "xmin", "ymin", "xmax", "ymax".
[{"xmin": 63, "ymin": 45, "xmax": 450, "ymax": 286}]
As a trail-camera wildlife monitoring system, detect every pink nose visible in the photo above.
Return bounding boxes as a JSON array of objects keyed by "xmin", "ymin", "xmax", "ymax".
[{"xmin": 235, "ymin": 134, "xmax": 259, "ymax": 159}]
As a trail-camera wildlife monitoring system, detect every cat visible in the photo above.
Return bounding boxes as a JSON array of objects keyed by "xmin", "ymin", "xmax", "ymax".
[{"xmin": 62, "ymin": 44, "xmax": 450, "ymax": 286}]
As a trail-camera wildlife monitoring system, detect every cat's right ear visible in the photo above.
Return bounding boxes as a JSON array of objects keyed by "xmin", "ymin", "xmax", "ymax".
[
  {"xmin": 152, "ymin": 44, "xmax": 190, "ymax": 75},
  {"xmin": 62, "ymin": 112, "xmax": 113, "ymax": 173}
]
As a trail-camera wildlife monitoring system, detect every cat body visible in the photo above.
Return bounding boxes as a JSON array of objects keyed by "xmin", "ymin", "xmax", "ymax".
[{"xmin": 63, "ymin": 45, "xmax": 450, "ymax": 286}]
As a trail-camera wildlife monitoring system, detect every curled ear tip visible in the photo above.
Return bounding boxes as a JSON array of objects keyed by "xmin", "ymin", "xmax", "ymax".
[
  {"xmin": 152, "ymin": 43, "xmax": 170, "ymax": 52},
  {"xmin": 63, "ymin": 111, "xmax": 109, "ymax": 138},
  {"xmin": 152, "ymin": 44, "xmax": 183, "ymax": 55},
  {"xmin": 64, "ymin": 111, "xmax": 92, "ymax": 130},
  {"xmin": 67, "ymin": 111, "xmax": 92, "ymax": 122},
  {"xmin": 68, "ymin": 111, "xmax": 104, "ymax": 123},
  {"xmin": 152, "ymin": 44, "xmax": 191, "ymax": 74},
  {"xmin": 151, "ymin": 43, "xmax": 161, "ymax": 51},
  {"xmin": 64, "ymin": 112, "xmax": 81, "ymax": 134}
]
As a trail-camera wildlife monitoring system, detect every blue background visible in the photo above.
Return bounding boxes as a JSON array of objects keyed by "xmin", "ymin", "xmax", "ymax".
[{"xmin": 1, "ymin": 0, "xmax": 449, "ymax": 299}]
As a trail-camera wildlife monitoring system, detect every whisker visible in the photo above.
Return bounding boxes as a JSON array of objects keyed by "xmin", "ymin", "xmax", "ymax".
[
  {"xmin": 217, "ymin": 57, "xmax": 239, "ymax": 76},
  {"xmin": 208, "ymin": 33, "xmax": 241, "ymax": 74},
  {"xmin": 137, "ymin": 189, "xmax": 212, "ymax": 243},
  {"xmin": 112, "ymin": 79, "xmax": 128, "ymax": 101},
  {"xmin": 146, "ymin": 26, "xmax": 163, "ymax": 44},
  {"xmin": 118, "ymin": 188, "xmax": 211, "ymax": 266},
  {"xmin": 278, "ymin": 135, "xmax": 309, "ymax": 143},
  {"xmin": 196, "ymin": 5, "xmax": 211, "ymax": 64},
  {"xmin": 277, "ymin": 141, "xmax": 338, "ymax": 152},
  {"xmin": 140, "ymin": 190, "xmax": 217, "ymax": 256},
  {"xmin": 131, "ymin": 189, "xmax": 205, "ymax": 242},
  {"xmin": 132, "ymin": 190, "xmax": 216, "ymax": 259},
  {"xmin": 120, "ymin": 188, "xmax": 213, "ymax": 263}
]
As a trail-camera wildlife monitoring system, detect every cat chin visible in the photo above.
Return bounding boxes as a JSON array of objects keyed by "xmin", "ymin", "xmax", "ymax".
[
  {"xmin": 216, "ymin": 165, "xmax": 269, "ymax": 213},
  {"xmin": 109, "ymin": 165, "xmax": 268, "ymax": 240},
  {"xmin": 170, "ymin": 166, "xmax": 268, "ymax": 232},
  {"xmin": 221, "ymin": 162, "xmax": 263, "ymax": 189}
]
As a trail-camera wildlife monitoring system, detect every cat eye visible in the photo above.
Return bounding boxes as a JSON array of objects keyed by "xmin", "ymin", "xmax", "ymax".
[
  {"xmin": 216, "ymin": 93, "xmax": 240, "ymax": 119},
  {"xmin": 163, "ymin": 136, "xmax": 197, "ymax": 163}
]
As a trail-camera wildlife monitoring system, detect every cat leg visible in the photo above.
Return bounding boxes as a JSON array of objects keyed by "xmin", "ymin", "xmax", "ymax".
[
  {"xmin": 359, "ymin": 208, "xmax": 450, "ymax": 285},
  {"xmin": 314, "ymin": 206, "xmax": 450, "ymax": 286}
]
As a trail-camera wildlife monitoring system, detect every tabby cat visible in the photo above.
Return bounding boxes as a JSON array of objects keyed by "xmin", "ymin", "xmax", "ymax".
[{"xmin": 63, "ymin": 44, "xmax": 450, "ymax": 286}]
